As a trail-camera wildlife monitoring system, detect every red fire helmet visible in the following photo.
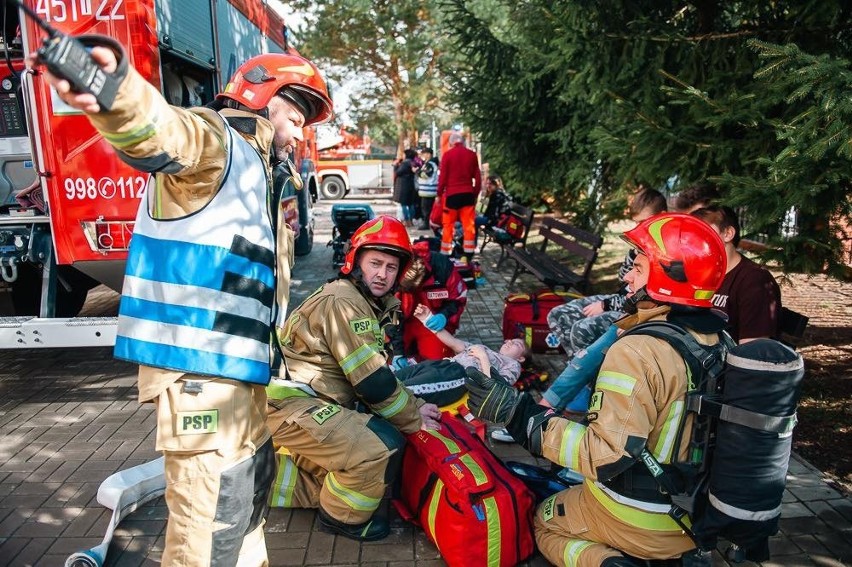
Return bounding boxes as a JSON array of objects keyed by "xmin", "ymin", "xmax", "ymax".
[
  {"xmin": 341, "ymin": 216, "xmax": 413, "ymax": 281},
  {"xmin": 218, "ymin": 53, "xmax": 333, "ymax": 125},
  {"xmin": 621, "ymin": 213, "xmax": 726, "ymax": 308}
]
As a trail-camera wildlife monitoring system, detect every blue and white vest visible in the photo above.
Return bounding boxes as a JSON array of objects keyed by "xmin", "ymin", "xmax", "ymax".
[
  {"xmin": 417, "ymin": 160, "xmax": 439, "ymax": 198},
  {"xmin": 114, "ymin": 126, "xmax": 276, "ymax": 385}
]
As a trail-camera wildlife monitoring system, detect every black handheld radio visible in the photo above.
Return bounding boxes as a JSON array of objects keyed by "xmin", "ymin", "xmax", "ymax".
[{"xmin": 7, "ymin": 0, "xmax": 120, "ymax": 110}]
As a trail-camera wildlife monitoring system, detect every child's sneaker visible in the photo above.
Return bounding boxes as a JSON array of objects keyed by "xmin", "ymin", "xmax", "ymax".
[{"xmin": 490, "ymin": 427, "xmax": 514, "ymax": 443}]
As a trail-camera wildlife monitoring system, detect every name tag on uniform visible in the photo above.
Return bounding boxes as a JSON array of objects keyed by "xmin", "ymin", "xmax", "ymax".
[
  {"xmin": 312, "ymin": 404, "xmax": 341, "ymax": 425},
  {"xmin": 426, "ymin": 290, "xmax": 449, "ymax": 300},
  {"xmin": 350, "ymin": 317, "xmax": 374, "ymax": 334},
  {"xmin": 176, "ymin": 410, "xmax": 219, "ymax": 435}
]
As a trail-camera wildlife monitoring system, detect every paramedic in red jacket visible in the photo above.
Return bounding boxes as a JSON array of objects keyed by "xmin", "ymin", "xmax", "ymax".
[
  {"xmin": 437, "ymin": 132, "xmax": 482, "ymax": 259},
  {"xmin": 393, "ymin": 241, "xmax": 468, "ymax": 363}
]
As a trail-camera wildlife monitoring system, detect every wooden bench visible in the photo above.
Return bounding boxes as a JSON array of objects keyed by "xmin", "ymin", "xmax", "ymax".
[
  {"xmin": 478, "ymin": 202, "xmax": 535, "ymax": 268},
  {"xmin": 506, "ymin": 216, "xmax": 603, "ymax": 293}
]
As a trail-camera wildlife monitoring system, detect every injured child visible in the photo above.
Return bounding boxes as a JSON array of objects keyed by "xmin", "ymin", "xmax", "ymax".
[{"xmin": 394, "ymin": 304, "xmax": 529, "ymax": 406}]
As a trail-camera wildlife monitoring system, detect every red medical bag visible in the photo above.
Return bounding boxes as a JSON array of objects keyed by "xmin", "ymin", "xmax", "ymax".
[
  {"xmin": 501, "ymin": 289, "xmax": 581, "ymax": 353},
  {"xmin": 394, "ymin": 413, "xmax": 536, "ymax": 567}
]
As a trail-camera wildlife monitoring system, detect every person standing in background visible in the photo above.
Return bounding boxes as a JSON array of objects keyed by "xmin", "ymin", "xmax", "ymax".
[
  {"xmin": 393, "ymin": 149, "xmax": 419, "ymax": 227},
  {"xmin": 416, "ymin": 147, "xmax": 440, "ymax": 230},
  {"xmin": 437, "ymin": 132, "xmax": 481, "ymax": 261}
]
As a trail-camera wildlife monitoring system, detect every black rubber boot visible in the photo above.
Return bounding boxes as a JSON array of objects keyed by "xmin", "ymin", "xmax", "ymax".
[{"xmin": 317, "ymin": 508, "xmax": 390, "ymax": 542}]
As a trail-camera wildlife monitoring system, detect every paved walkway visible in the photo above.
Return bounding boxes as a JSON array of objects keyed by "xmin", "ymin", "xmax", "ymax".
[{"xmin": 0, "ymin": 197, "xmax": 849, "ymax": 566}]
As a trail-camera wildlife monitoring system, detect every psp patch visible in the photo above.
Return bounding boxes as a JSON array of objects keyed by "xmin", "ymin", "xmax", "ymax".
[
  {"xmin": 312, "ymin": 404, "xmax": 341, "ymax": 425},
  {"xmin": 176, "ymin": 410, "xmax": 218, "ymax": 435},
  {"xmin": 588, "ymin": 391, "xmax": 604, "ymax": 412},
  {"xmin": 541, "ymin": 494, "xmax": 557, "ymax": 521},
  {"xmin": 349, "ymin": 317, "xmax": 375, "ymax": 335}
]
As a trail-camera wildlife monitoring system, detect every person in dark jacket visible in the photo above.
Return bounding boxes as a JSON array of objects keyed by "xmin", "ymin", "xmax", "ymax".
[
  {"xmin": 476, "ymin": 175, "xmax": 512, "ymax": 228},
  {"xmin": 393, "ymin": 149, "xmax": 419, "ymax": 227}
]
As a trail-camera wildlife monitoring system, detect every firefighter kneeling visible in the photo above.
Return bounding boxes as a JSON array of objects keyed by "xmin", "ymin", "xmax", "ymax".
[
  {"xmin": 465, "ymin": 213, "xmax": 729, "ymax": 566},
  {"xmin": 266, "ymin": 216, "xmax": 441, "ymax": 541}
]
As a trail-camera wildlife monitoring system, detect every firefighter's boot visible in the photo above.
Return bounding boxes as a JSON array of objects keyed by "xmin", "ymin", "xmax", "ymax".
[
  {"xmin": 464, "ymin": 368, "xmax": 555, "ymax": 456},
  {"xmin": 317, "ymin": 508, "xmax": 390, "ymax": 542}
]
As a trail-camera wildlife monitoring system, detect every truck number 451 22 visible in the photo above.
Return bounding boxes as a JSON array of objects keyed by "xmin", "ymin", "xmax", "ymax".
[{"xmin": 35, "ymin": 0, "xmax": 125, "ymax": 24}]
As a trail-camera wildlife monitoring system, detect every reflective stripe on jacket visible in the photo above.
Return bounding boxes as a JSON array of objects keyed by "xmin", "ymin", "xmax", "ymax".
[{"xmin": 115, "ymin": 126, "xmax": 275, "ymax": 385}]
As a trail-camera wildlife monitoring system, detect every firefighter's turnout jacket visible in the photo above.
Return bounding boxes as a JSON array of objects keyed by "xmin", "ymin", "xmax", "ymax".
[
  {"xmin": 266, "ymin": 277, "xmax": 424, "ymax": 523},
  {"xmin": 86, "ymin": 63, "xmax": 289, "ymax": 565},
  {"xmin": 534, "ymin": 304, "xmax": 721, "ymax": 566}
]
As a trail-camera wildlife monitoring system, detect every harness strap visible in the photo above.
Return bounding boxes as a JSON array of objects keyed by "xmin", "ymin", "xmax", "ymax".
[{"xmin": 687, "ymin": 396, "xmax": 798, "ymax": 434}]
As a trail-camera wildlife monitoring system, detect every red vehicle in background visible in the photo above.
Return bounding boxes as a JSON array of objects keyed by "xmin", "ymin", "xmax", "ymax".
[
  {"xmin": 315, "ymin": 126, "xmax": 394, "ymax": 199},
  {"xmin": 0, "ymin": 0, "xmax": 319, "ymax": 347}
]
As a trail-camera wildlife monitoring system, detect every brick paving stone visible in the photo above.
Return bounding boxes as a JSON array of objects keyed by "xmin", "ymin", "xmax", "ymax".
[
  {"xmin": 7, "ymin": 537, "xmax": 54, "ymax": 567},
  {"xmin": 781, "ymin": 516, "xmax": 836, "ymax": 536},
  {"xmin": 304, "ymin": 530, "xmax": 335, "ymax": 565},
  {"xmin": 813, "ymin": 530, "xmax": 852, "ymax": 563},
  {"xmin": 332, "ymin": 535, "xmax": 363, "ymax": 563},
  {"xmin": 783, "ymin": 501, "xmax": 818, "ymax": 518},
  {"xmin": 807, "ymin": 501, "xmax": 852, "ymax": 531},
  {"xmin": 268, "ymin": 546, "xmax": 308, "ymax": 566},
  {"xmin": 792, "ymin": 485, "xmax": 850, "ymax": 501},
  {"xmin": 359, "ymin": 540, "xmax": 416, "ymax": 563},
  {"xmin": 0, "ymin": 535, "xmax": 30, "ymax": 563}
]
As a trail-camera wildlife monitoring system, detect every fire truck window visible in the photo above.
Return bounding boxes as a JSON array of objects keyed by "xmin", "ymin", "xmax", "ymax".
[{"xmin": 160, "ymin": 55, "xmax": 213, "ymax": 107}]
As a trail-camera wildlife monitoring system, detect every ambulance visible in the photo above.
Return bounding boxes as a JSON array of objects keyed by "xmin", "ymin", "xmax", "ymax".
[{"xmin": 0, "ymin": 0, "xmax": 319, "ymax": 347}]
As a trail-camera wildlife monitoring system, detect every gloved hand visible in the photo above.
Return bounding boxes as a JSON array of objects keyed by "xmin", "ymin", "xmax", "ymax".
[
  {"xmin": 424, "ymin": 313, "xmax": 447, "ymax": 332},
  {"xmin": 464, "ymin": 368, "xmax": 521, "ymax": 425},
  {"xmin": 391, "ymin": 355, "xmax": 410, "ymax": 371},
  {"xmin": 465, "ymin": 368, "xmax": 553, "ymax": 456}
]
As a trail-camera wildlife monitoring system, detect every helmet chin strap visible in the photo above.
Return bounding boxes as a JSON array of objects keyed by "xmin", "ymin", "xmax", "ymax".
[{"xmin": 623, "ymin": 286, "xmax": 655, "ymax": 314}]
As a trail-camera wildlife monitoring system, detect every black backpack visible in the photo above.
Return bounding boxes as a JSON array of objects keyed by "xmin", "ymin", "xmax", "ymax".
[{"xmin": 624, "ymin": 322, "xmax": 805, "ymax": 563}]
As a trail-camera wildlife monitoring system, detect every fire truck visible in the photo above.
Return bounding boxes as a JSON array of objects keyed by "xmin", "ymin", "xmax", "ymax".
[
  {"xmin": 315, "ymin": 126, "xmax": 394, "ymax": 199},
  {"xmin": 0, "ymin": 0, "xmax": 319, "ymax": 348}
]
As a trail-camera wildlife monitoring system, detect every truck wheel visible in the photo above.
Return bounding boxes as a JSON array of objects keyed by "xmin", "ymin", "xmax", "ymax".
[
  {"xmin": 294, "ymin": 223, "xmax": 313, "ymax": 256},
  {"xmin": 320, "ymin": 176, "xmax": 346, "ymax": 200}
]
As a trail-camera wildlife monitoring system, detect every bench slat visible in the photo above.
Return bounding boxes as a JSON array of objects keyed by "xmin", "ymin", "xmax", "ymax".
[{"xmin": 506, "ymin": 216, "xmax": 602, "ymax": 293}]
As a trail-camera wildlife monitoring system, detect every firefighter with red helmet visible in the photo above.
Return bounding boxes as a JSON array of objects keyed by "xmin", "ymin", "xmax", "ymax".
[
  {"xmin": 392, "ymin": 240, "xmax": 469, "ymax": 362},
  {"xmin": 464, "ymin": 213, "xmax": 728, "ymax": 566},
  {"xmin": 34, "ymin": 45, "xmax": 332, "ymax": 565},
  {"xmin": 265, "ymin": 216, "xmax": 441, "ymax": 542}
]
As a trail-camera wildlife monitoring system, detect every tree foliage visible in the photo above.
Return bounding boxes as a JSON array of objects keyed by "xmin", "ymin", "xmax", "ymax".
[
  {"xmin": 282, "ymin": 0, "xmax": 445, "ymax": 156},
  {"xmin": 440, "ymin": 0, "xmax": 852, "ymax": 277}
]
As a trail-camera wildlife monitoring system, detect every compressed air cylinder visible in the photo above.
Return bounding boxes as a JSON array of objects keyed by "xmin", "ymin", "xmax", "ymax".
[{"xmin": 695, "ymin": 338, "xmax": 804, "ymax": 561}]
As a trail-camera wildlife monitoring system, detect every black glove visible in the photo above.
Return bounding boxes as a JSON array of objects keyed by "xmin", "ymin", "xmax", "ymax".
[
  {"xmin": 464, "ymin": 367, "xmax": 522, "ymax": 425},
  {"xmin": 465, "ymin": 367, "xmax": 553, "ymax": 456}
]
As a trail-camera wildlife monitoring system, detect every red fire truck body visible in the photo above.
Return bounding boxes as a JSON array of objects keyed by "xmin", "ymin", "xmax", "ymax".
[{"xmin": 0, "ymin": 0, "xmax": 319, "ymax": 347}]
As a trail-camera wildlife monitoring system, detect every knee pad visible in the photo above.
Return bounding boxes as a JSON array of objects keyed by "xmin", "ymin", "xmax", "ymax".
[
  {"xmin": 366, "ymin": 416, "xmax": 406, "ymax": 483},
  {"xmin": 248, "ymin": 438, "xmax": 276, "ymax": 532},
  {"xmin": 212, "ymin": 440, "xmax": 275, "ymax": 563}
]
